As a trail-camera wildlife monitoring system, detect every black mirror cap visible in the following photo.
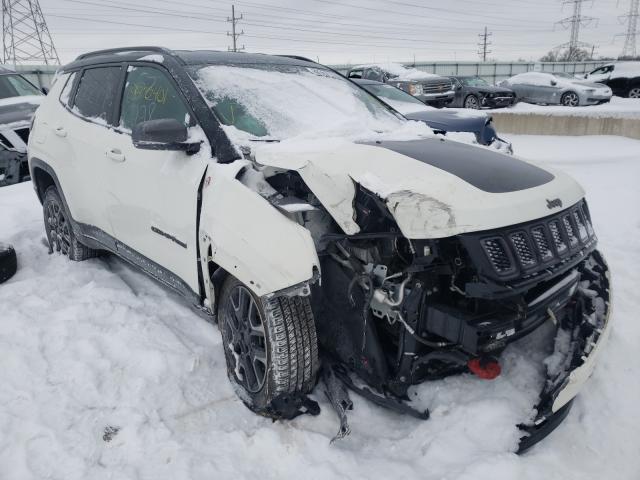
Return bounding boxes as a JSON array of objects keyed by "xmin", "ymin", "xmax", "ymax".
[{"xmin": 132, "ymin": 118, "xmax": 201, "ymax": 155}]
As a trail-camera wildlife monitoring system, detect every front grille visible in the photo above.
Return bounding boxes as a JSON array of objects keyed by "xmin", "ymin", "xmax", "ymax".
[
  {"xmin": 422, "ymin": 81, "xmax": 452, "ymax": 94},
  {"xmin": 464, "ymin": 200, "xmax": 597, "ymax": 281}
]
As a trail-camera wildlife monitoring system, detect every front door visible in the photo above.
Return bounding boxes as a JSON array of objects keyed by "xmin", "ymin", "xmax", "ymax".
[{"xmin": 105, "ymin": 64, "xmax": 208, "ymax": 295}]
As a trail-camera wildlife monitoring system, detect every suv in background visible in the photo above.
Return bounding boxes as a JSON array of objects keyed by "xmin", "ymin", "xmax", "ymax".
[
  {"xmin": 346, "ymin": 63, "xmax": 455, "ymax": 107},
  {"xmin": 0, "ymin": 67, "xmax": 44, "ymax": 186},
  {"xmin": 584, "ymin": 62, "xmax": 640, "ymax": 98},
  {"xmin": 29, "ymin": 48, "xmax": 611, "ymax": 450}
]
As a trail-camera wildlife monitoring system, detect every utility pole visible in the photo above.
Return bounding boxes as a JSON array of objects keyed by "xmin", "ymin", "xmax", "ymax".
[
  {"xmin": 555, "ymin": 0, "xmax": 597, "ymax": 60},
  {"xmin": 2, "ymin": 0, "xmax": 59, "ymax": 65},
  {"xmin": 619, "ymin": 0, "xmax": 639, "ymax": 58},
  {"xmin": 477, "ymin": 26, "xmax": 492, "ymax": 61},
  {"xmin": 226, "ymin": 4, "xmax": 244, "ymax": 53}
]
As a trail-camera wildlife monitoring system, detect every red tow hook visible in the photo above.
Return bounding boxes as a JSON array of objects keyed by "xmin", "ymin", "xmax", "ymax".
[{"xmin": 468, "ymin": 357, "xmax": 501, "ymax": 380}]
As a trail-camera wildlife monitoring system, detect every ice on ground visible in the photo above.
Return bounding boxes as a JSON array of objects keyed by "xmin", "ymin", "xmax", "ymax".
[{"xmin": 0, "ymin": 135, "xmax": 639, "ymax": 479}]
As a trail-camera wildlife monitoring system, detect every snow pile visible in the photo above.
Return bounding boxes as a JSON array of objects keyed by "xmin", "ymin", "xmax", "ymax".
[
  {"xmin": 488, "ymin": 96, "xmax": 640, "ymax": 118},
  {"xmin": 0, "ymin": 135, "xmax": 639, "ymax": 478}
]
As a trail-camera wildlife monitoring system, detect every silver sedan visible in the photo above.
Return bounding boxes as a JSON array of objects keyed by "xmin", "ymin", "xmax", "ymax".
[{"xmin": 499, "ymin": 72, "xmax": 612, "ymax": 106}]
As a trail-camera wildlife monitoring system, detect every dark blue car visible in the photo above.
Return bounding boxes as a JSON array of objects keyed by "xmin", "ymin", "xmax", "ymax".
[{"xmin": 353, "ymin": 78, "xmax": 512, "ymax": 153}]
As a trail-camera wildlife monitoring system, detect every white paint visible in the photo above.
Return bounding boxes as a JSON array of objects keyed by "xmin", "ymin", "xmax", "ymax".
[{"xmin": 254, "ymin": 140, "xmax": 584, "ymax": 239}]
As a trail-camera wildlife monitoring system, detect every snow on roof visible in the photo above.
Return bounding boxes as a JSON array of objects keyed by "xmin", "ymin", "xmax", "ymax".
[
  {"xmin": 352, "ymin": 62, "xmax": 442, "ymax": 81},
  {"xmin": 138, "ymin": 54, "xmax": 164, "ymax": 63}
]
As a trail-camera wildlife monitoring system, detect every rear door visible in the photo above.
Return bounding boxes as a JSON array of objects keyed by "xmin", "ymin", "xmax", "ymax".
[
  {"xmin": 58, "ymin": 65, "xmax": 123, "ymax": 232},
  {"xmin": 104, "ymin": 64, "xmax": 208, "ymax": 294}
]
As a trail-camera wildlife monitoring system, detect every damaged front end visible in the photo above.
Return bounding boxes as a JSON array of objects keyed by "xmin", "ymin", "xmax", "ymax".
[{"xmin": 267, "ymin": 175, "xmax": 611, "ymax": 449}]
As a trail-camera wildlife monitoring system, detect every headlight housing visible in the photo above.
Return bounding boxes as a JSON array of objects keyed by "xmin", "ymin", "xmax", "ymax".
[{"xmin": 408, "ymin": 84, "xmax": 424, "ymax": 95}]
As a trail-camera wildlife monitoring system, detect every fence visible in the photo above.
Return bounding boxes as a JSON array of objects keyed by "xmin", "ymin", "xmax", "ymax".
[{"xmin": 330, "ymin": 61, "xmax": 611, "ymax": 84}]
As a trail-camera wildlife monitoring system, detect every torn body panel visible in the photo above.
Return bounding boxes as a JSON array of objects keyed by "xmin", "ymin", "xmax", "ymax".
[
  {"xmin": 253, "ymin": 138, "xmax": 585, "ymax": 239},
  {"xmin": 198, "ymin": 160, "xmax": 320, "ymax": 300}
]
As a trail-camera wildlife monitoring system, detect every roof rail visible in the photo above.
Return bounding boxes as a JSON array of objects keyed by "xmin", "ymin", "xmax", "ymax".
[
  {"xmin": 75, "ymin": 46, "xmax": 173, "ymax": 61},
  {"xmin": 276, "ymin": 55, "xmax": 317, "ymax": 64}
]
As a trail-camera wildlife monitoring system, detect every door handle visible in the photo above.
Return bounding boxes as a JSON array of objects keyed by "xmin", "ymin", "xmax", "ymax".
[
  {"xmin": 106, "ymin": 148, "xmax": 125, "ymax": 163},
  {"xmin": 54, "ymin": 126, "xmax": 67, "ymax": 138}
]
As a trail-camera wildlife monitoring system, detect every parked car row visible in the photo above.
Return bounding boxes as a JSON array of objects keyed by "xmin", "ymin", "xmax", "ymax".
[
  {"xmin": 23, "ymin": 47, "xmax": 612, "ymax": 452},
  {"xmin": 345, "ymin": 61, "xmax": 640, "ymax": 110}
]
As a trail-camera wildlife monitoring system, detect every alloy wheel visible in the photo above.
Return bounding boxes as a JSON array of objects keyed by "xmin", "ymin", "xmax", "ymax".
[
  {"xmin": 464, "ymin": 96, "xmax": 479, "ymax": 109},
  {"xmin": 222, "ymin": 285, "xmax": 267, "ymax": 393},
  {"xmin": 562, "ymin": 92, "xmax": 579, "ymax": 106},
  {"xmin": 629, "ymin": 87, "xmax": 640, "ymax": 99},
  {"xmin": 45, "ymin": 202, "xmax": 72, "ymax": 256}
]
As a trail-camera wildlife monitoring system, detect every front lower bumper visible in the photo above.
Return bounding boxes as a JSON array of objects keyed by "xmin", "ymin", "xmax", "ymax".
[{"xmin": 518, "ymin": 249, "xmax": 612, "ymax": 450}]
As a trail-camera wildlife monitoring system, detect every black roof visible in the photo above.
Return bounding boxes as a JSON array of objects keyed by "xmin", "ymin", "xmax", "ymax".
[{"xmin": 63, "ymin": 46, "xmax": 321, "ymax": 71}]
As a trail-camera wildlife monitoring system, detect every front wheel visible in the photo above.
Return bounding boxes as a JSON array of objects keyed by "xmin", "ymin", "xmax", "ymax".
[
  {"xmin": 218, "ymin": 276, "xmax": 319, "ymax": 415},
  {"xmin": 464, "ymin": 94, "xmax": 480, "ymax": 109},
  {"xmin": 561, "ymin": 91, "xmax": 579, "ymax": 107},
  {"xmin": 628, "ymin": 86, "xmax": 640, "ymax": 98}
]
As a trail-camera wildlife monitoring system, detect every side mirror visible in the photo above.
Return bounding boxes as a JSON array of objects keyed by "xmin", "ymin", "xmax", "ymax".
[
  {"xmin": 132, "ymin": 118, "xmax": 201, "ymax": 155},
  {"xmin": 550, "ymin": 80, "xmax": 557, "ymax": 86},
  {"xmin": 41, "ymin": 87, "xmax": 49, "ymax": 95}
]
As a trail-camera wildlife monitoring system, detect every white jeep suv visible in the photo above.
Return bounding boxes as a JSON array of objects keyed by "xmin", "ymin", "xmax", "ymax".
[{"xmin": 28, "ymin": 47, "xmax": 611, "ymax": 450}]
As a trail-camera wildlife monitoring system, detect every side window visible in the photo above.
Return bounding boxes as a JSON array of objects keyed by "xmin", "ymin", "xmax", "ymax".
[
  {"xmin": 348, "ymin": 69, "xmax": 363, "ymax": 79},
  {"xmin": 119, "ymin": 66, "xmax": 191, "ymax": 132},
  {"xmin": 59, "ymin": 72, "xmax": 77, "ymax": 107},
  {"xmin": 73, "ymin": 67, "xmax": 121, "ymax": 122},
  {"xmin": 364, "ymin": 68, "xmax": 383, "ymax": 82}
]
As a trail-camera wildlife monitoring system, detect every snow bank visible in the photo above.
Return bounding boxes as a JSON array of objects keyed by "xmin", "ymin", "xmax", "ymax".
[
  {"xmin": 487, "ymin": 96, "xmax": 640, "ymax": 119},
  {"xmin": 0, "ymin": 135, "xmax": 639, "ymax": 479}
]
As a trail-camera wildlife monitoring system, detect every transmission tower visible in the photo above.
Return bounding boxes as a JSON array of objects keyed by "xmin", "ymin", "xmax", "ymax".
[
  {"xmin": 555, "ymin": 0, "xmax": 597, "ymax": 60},
  {"xmin": 619, "ymin": 0, "xmax": 639, "ymax": 58},
  {"xmin": 2, "ymin": 0, "xmax": 59, "ymax": 65},
  {"xmin": 477, "ymin": 26, "xmax": 492, "ymax": 61},
  {"xmin": 226, "ymin": 4, "xmax": 245, "ymax": 53}
]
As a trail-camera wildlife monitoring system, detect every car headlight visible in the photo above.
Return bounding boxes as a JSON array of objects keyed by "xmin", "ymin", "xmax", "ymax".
[
  {"xmin": 409, "ymin": 84, "xmax": 423, "ymax": 95},
  {"xmin": 585, "ymin": 89, "xmax": 595, "ymax": 93}
]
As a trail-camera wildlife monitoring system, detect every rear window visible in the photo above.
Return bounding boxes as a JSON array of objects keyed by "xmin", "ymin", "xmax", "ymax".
[{"xmin": 73, "ymin": 67, "xmax": 121, "ymax": 123}]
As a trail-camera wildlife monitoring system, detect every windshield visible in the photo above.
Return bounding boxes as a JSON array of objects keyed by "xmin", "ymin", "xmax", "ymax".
[
  {"xmin": 460, "ymin": 77, "xmax": 489, "ymax": 87},
  {"xmin": 190, "ymin": 64, "xmax": 402, "ymax": 140},
  {"xmin": 0, "ymin": 74, "xmax": 42, "ymax": 99}
]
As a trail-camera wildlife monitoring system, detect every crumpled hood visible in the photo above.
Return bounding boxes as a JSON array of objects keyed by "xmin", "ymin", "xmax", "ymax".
[{"xmin": 254, "ymin": 138, "xmax": 585, "ymax": 239}]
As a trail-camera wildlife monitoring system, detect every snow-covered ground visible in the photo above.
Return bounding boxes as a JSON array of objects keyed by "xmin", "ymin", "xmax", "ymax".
[
  {"xmin": 1, "ymin": 135, "xmax": 639, "ymax": 479},
  {"xmin": 486, "ymin": 96, "xmax": 640, "ymax": 118}
]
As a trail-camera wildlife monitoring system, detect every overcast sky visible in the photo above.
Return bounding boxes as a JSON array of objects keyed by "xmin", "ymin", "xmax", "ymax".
[{"xmin": 40, "ymin": 0, "xmax": 633, "ymax": 65}]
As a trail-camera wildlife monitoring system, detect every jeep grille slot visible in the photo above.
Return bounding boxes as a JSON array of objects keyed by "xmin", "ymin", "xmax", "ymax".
[{"xmin": 463, "ymin": 200, "xmax": 597, "ymax": 283}]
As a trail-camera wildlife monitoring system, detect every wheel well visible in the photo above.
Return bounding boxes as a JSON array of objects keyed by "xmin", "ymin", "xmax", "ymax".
[
  {"xmin": 207, "ymin": 244, "xmax": 229, "ymax": 314},
  {"xmin": 32, "ymin": 167, "xmax": 55, "ymax": 204}
]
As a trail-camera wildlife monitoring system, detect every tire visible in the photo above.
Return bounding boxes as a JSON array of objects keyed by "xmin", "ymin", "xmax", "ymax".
[
  {"xmin": 628, "ymin": 86, "xmax": 640, "ymax": 98},
  {"xmin": 0, "ymin": 243, "xmax": 17, "ymax": 284},
  {"xmin": 560, "ymin": 91, "xmax": 579, "ymax": 107},
  {"xmin": 464, "ymin": 94, "xmax": 480, "ymax": 109},
  {"xmin": 218, "ymin": 275, "xmax": 319, "ymax": 414},
  {"xmin": 42, "ymin": 186, "xmax": 99, "ymax": 261}
]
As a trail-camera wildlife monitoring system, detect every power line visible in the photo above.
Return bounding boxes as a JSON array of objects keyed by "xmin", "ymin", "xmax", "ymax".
[
  {"xmin": 478, "ymin": 26, "xmax": 492, "ymax": 61},
  {"xmin": 227, "ymin": 4, "xmax": 244, "ymax": 52},
  {"xmin": 555, "ymin": 0, "xmax": 597, "ymax": 59},
  {"xmin": 619, "ymin": 0, "xmax": 639, "ymax": 57},
  {"xmin": 2, "ymin": 0, "xmax": 60, "ymax": 65}
]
